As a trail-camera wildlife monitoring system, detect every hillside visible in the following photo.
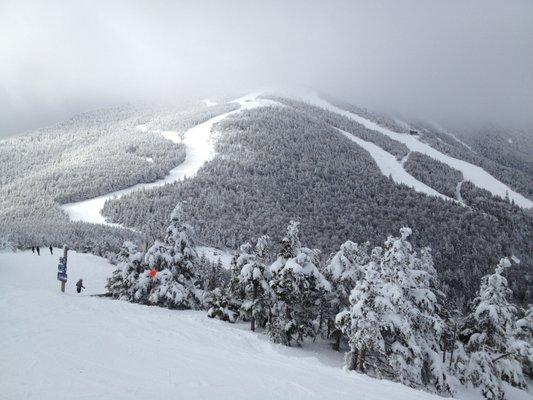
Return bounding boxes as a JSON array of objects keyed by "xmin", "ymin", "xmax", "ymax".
[{"xmin": 1, "ymin": 93, "xmax": 532, "ymax": 308}]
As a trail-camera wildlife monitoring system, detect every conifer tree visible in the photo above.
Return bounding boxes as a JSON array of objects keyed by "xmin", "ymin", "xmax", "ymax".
[
  {"xmin": 268, "ymin": 221, "xmax": 330, "ymax": 346},
  {"xmin": 237, "ymin": 235, "xmax": 272, "ymax": 331},
  {"xmin": 323, "ymin": 240, "xmax": 369, "ymax": 349},
  {"xmin": 337, "ymin": 228, "xmax": 451, "ymax": 393},
  {"xmin": 143, "ymin": 203, "xmax": 203, "ymax": 309},
  {"xmin": 461, "ymin": 258, "xmax": 529, "ymax": 398},
  {"xmin": 106, "ymin": 241, "xmax": 144, "ymax": 300}
]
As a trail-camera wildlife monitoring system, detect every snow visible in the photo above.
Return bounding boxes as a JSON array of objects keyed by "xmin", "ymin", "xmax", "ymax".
[
  {"xmin": 197, "ymin": 245, "xmax": 234, "ymax": 269},
  {"xmin": 0, "ymin": 250, "xmax": 448, "ymax": 400},
  {"xmin": 135, "ymin": 124, "xmax": 149, "ymax": 132},
  {"xmin": 60, "ymin": 95, "xmax": 279, "ymax": 226},
  {"xmin": 142, "ymin": 156, "xmax": 154, "ymax": 163},
  {"xmin": 160, "ymin": 130, "xmax": 181, "ymax": 144},
  {"xmin": 309, "ymin": 96, "xmax": 533, "ymax": 209},
  {"xmin": 456, "ymin": 180, "xmax": 465, "ymax": 203},
  {"xmin": 335, "ymin": 128, "xmax": 451, "ymax": 200},
  {"xmin": 202, "ymin": 98, "xmax": 218, "ymax": 106}
]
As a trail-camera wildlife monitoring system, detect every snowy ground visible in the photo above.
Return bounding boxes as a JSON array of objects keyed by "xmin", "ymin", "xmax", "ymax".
[
  {"xmin": 307, "ymin": 95, "xmax": 533, "ymax": 209},
  {"xmin": 1, "ymin": 250, "xmax": 530, "ymax": 400},
  {"xmin": 60, "ymin": 95, "xmax": 278, "ymax": 227}
]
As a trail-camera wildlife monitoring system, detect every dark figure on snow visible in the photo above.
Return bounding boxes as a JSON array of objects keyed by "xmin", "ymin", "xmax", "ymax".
[
  {"xmin": 31, "ymin": 246, "xmax": 35, "ymax": 253},
  {"xmin": 49, "ymin": 246, "xmax": 53, "ymax": 255},
  {"xmin": 36, "ymin": 246, "xmax": 40, "ymax": 256},
  {"xmin": 76, "ymin": 279, "xmax": 85, "ymax": 294}
]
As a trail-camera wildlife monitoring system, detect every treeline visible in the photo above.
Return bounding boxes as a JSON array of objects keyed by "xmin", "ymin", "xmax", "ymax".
[
  {"xmin": 102, "ymin": 105, "xmax": 533, "ymax": 307},
  {"xmin": 108, "ymin": 204, "xmax": 533, "ymax": 399}
]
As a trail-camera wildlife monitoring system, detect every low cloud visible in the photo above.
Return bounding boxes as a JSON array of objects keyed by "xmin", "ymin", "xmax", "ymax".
[{"xmin": 1, "ymin": 0, "xmax": 531, "ymax": 137}]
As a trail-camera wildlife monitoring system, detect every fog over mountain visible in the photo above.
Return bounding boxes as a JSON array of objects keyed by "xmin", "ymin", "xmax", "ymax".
[{"xmin": 1, "ymin": 0, "xmax": 532, "ymax": 138}]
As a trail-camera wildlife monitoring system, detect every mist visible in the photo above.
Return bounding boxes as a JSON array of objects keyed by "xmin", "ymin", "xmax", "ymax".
[{"xmin": 1, "ymin": 0, "xmax": 532, "ymax": 138}]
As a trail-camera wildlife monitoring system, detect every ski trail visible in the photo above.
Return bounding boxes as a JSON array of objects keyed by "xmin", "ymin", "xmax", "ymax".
[
  {"xmin": 60, "ymin": 95, "xmax": 277, "ymax": 227},
  {"xmin": 308, "ymin": 96, "xmax": 533, "ymax": 209},
  {"xmin": 335, "ymin": 128, "xmax": 451, "ymax": 201}
]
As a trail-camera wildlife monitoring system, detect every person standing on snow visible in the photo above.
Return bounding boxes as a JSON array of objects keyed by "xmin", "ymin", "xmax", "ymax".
[
  {"xmin": 49, "ymin": 245, "xmax": 53, "ymax": 255},
  {"xmin": 36, "ymin": 246, "xmax": 40, "ymax": 256},
  {"xmin": 76, "ymin": 279, "xmax": 85, "ymax": 294},
  {"xmin": 31, "ymin": 246, "xmax": 35, "ymax": 253}
]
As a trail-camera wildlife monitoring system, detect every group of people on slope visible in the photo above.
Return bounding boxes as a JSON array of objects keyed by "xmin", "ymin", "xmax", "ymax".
[
  {"xmin": 29, "ymin": 245, "xmax": 86, "ymax": 294},
  {"xmin": 30, "ymin": 245, "xmax": 53, "ymax": 255}
]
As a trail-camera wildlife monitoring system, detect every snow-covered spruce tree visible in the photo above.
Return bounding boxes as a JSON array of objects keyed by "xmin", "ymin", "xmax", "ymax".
[
  {"xmin": 513, "ymin": 305, "xmax": 533, "ymax": 379},
  {"xmin": 236, "ymin": 235, "xmax": 272, "ymax": 331},
  {"xmin": 106, "ymin": 241, "xmax": 144, "ymax": 300},
  {"xmin": 267, "ymin": 221, "xmax": 330, "ymax": 346},
  {"xmin": 205, "ymin": 287, "xmax": 239, "ymax": 322},
  {"xmin": 206, "ymin": 243, "xmax": 254, "ymax": 323},
  {"xmin": 323, "ymin": 240, "xmax": 369, "ymax": 350},
  {"xmin": 461, "ymin": 258, "xmax": 530, "ymax": 399},
  {"xmin": 142, "ymin": 203, "xmax": 203, "ymax": 309},
  {"xmin": 337, "ymin": 228, "xmax": 451, "ymax": 393}
]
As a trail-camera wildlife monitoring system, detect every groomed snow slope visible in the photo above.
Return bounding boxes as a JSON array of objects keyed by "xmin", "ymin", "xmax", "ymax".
[
  {"xmin": 335, "ymin": 128, "xmax": 451, "ymax": 201},
  {"xmin": 308, "ymin": 96, "xmax": 533, "ymax": 209},
  {"xmin": 0, "ymin": 250, "xmax": 446, "ymax": 400}
]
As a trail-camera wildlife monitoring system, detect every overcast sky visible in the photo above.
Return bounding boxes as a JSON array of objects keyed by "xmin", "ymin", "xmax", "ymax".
[{"xmin": 1, "ymin": 0, "xmax": 532, "ymax": 138}]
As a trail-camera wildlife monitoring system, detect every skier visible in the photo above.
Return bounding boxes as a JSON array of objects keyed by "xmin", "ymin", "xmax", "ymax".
[
  {"xmin": 36, "ymin": 246, "xmax": 40, "ymax": 256},
  {"xmin": 76, "ymin": 279, "xmax": 85, "ymax": 294},
  {"xmin": 49, "ymin": 245, "xmax": 53, "ymax": 255},
  {"xmin": 31, "ymin": 246, "xmax": 35, "ymax": 253}
]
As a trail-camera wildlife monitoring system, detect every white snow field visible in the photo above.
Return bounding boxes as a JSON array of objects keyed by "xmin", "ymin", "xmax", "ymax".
[
  {"xmin": 1, "ymin": 250, "xmax": 530, "ymax": 400},
  {"xmin": 60, "ymin": 95, "xmax": 276, "ymax": 226},
  {"xmin": 0, "ymin": 251, "xmax": 426, "ymax": 400},
  {"xmin": 308, "ymin": 96, "xmax": 533, "ymax": 209}
]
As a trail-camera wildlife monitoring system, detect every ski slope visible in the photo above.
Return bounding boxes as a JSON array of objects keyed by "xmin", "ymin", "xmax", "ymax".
[
  {"xmin": 2, "ymin": 250, "xmax": 531, "ymax": 400},
  {"xmin": 308, "ymin": 96, "xmax": 533, "ymax": 209},
  {"xmin": 335, "ymin": 128, "xmax": 451, "ymax": 201},
  {"xmin": 60, "ymin": 95, "xmax": 277, "ymax": 226},
  {"xmin": 0, "ymin": 250, "xmax": 444, "ymax": 400}
]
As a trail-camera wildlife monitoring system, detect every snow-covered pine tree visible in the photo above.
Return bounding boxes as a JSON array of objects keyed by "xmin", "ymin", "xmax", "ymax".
[
  {"xmin": 461, "ymin": 257, "xmax": 529, "ymax": 399},
  {"xmin": 206, "ymin": 287, "xmax": 239, "ymax": 322},
  {"xmin": 337, "ymin": 228, "xmax": 451, "ymax": 393},
  {"xmin": 237, "ymin": 235, "xmax": 272, "ymax": 331},
  {"xmin": 106, "ymin": 241, "xmax": 144, "ymax": 300},
  {"xmin": 268, "ymin": 221, "xmax": 330, "ymax": 346},
  {"xmin": 323, "ymin": 240, "xmax": 369, "ymax": 349},
  {"xmin": 142, "ymin": 203, "xmax": 203, "ymax": 309},
  {"xmin": 513, "ymin": 305, "xmax": 533, "ymax": 379},
  {"xmin": 336, "ymin": 246, "xmax": 387, "ymax": 371}
]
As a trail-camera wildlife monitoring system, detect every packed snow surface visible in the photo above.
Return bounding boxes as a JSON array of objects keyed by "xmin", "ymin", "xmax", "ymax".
[
  {"xmin": 336, "ymin": 128, "xmax": 450, "ymax": 200},
  {"xmin": 60, "ymin": 95, "xmax": 276, "ymax": 226},
  {"xmin": 309, "ymin": 96, "xmax": 533, "ymax": 209},
  {"xmin": 2, "ymin": 250, "xmax": 530, "ymax": 400}
]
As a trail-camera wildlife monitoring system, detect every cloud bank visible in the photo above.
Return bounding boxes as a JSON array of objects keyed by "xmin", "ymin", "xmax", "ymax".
[{"xmin": 1, "ymin": 0, "xmax": 532, "ymax": 137}]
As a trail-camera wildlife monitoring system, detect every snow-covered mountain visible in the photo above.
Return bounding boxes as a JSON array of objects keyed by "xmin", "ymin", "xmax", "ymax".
[
  {"xmin": 2, "ymin": 92, "xmax": 532, "ymax": 400},
  {"xmin": 1, "ymin": 92, "xmax": 532, "ymax": 309}
]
